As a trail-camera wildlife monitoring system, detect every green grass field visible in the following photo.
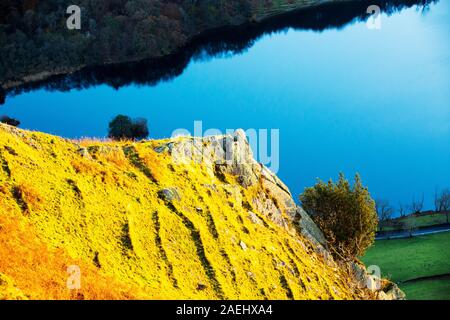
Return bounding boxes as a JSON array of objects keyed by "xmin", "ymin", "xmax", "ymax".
[
  {"xmin": 401, "ymin": 277, "xmax": 450, "ymax": 300},
  {"xmin": 362, "ymin": 232, "xmax": 450, "ymax": 300}
]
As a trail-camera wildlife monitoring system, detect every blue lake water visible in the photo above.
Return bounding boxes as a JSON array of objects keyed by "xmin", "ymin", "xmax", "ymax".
[{"xmin": 2, "ymin": 1, "xmax": 449, "ymax": 211}]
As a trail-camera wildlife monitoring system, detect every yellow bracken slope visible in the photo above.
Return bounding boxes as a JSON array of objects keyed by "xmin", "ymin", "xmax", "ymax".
[{"xmin": 0, "ymin": 123, "xmax": 372, "ymax": 300}]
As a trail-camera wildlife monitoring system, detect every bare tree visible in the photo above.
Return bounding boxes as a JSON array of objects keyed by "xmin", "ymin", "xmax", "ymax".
[
  {"xmin": 376, "ymin": 199, "xmax": 394, "ymax": 231},
  {"xmin": 410, "ymin": 194, "xmax": 424, "ymax": 215},
  {"xmin": 398, "ymin": 202, "xmax": 406, "ymax": 218},
  {"xmin": 444, "ymin": 190, "xmax": 450, "ymax": 223},
  {"xmin": 435, "ymin": 188, "xmax": 450, "ymax": 223},
  {"xmin": 434, "ymin": 186, "xmax": 440, "ymax": 212}
]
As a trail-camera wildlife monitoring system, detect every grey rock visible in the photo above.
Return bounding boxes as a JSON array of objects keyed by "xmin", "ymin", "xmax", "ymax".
[
  {"xmin": 252, "ymin": 191, "xmax": 289, "ymax": 229},
  {"xmin": 158, "ymin": 188, "xmax": 181, "ymax": 202},
  {"xmin": 384, "ymin": 282, "xmax": 406, "ymax": 300},
  {"xmin": 154, "ymin": 145, "xmax": 167, "ymax": 153},
  {"xmin": 350, "ymin": 261, "xmax": 370, "ymax": 289},
  {"xmin": 350, "ymin": 262, "xmax": 406, "ymax": 300},
  {"xmin": 77, "ymin": 147, "xmax": 92, "ymax": 159},
  {"xmin": 154, "ymin": 142, "xmax": 174, "ymax": 154},
  {"xmin": 295, "ymin": 206, "xmax": 327, "ymax": 247},
  {"xmin": 377, "ymin": 291, "xmax": 389, "ymax": 300}
]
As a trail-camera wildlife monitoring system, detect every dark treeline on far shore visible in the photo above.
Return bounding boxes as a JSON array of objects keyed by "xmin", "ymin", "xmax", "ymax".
[{"xmin": 0, "ymin": 0, "xmax": 438, "ymax": 103}]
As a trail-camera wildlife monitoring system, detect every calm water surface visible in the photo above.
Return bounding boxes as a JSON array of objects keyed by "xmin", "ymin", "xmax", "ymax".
[{"xmin": 2, "ymin": 1, "xmax": 450, "ymax": 209}]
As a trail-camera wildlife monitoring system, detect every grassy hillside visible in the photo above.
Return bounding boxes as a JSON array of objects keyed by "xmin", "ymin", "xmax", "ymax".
[
  {"xmin": 0, "ymin": 123, "xmax": 374, "ymax": 300},
  {"xmin": 382, "ymin": 213, "xmax": 448, "ymax": 231},
  {"xmin": 362, "ymin": 232, "xmax": 450, "ymax": 300}
]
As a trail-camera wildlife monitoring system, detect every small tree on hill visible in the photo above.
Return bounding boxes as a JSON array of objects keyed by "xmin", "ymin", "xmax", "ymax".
[
  {"xmin": 108, "ymin": 115, "xmax": 149, "ymax": 140},
  {"xmin": 299, "ymin": 173, "xmax": 378, "ymax": 259}
]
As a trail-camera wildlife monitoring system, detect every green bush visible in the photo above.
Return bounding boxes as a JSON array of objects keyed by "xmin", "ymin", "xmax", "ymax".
[{"xmin": 299, "ymin": 173, "xmax": 378, "ymax": 259}]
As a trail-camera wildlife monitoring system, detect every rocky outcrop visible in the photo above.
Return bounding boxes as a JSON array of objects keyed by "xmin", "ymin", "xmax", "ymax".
[
  {"xmin": 380, "ymin": 282, "xmax": 406, "ymax": 300},
  {"xmin": 350, "ymin": 261, "xmax": 406, "ymax": 300},
  {"xmin": 155, "ymin": 129, "xmax": 327, "ymax": 248}
]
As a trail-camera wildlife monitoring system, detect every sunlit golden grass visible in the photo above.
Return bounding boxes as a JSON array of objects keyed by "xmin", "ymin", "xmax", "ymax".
[
  {"xmin": 12, "ymin": 181, "xmax": 44, "ymax": 213},
  {"xmin": 71, "ymin": 158, "xmax": 100, "ymax": 175},
  {"xmin": 0, "ymin": 123, "xmax": 369, "ymax": 300},
  {"xmin": 0, "ymin": 214, "xmax": 146, "ymax": 300},
  {"xmin": 101, "ymin": 148, "xmax": 129, "ymax": 169}
]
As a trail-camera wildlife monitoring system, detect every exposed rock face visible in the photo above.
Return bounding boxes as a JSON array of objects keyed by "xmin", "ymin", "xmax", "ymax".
[
  {"xmin": 156, "ymin": 129, "xmax": 326, "ymax": 248},
  {"xmin": 382, "ymin": 283, "xmax": 406, "ymax": 300},
  {"xmin": 350, "ymin": 261, "xmax": 406, "ymax": 300}
]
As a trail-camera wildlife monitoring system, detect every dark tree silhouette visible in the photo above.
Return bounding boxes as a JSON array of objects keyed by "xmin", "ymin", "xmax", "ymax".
[
  {"xmin": 0, "ymin": 0, "xmax": 438, "ymax": 103},
  {"xmin": 0, "ymin": 89, "xmax": 5, "ymax": 105},
  {"xmin": 108, "ymin": 115, "xmax": 134, "ymax": 140},
  {"xmin": 108, "ymin": 115, "xmax": 149, "ymax": 140},
  {"xmin": 132, "ymin": 118, "xmax": 149, "ymax": 140}
]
